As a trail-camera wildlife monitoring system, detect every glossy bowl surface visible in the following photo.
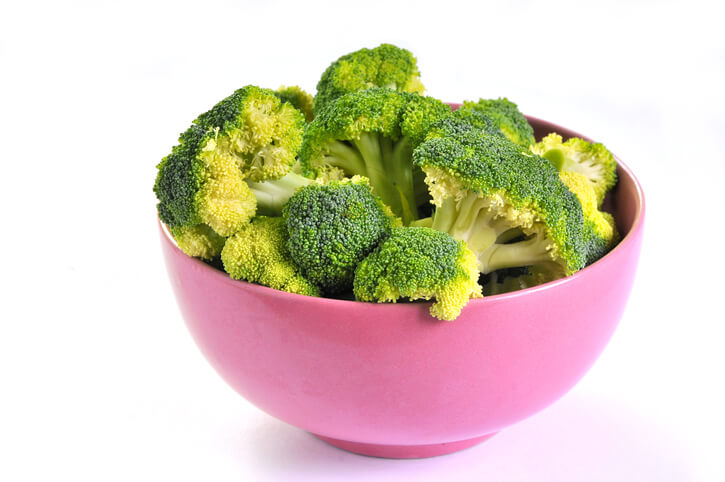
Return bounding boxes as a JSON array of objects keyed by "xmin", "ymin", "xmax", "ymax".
[{"xmin": 159, "ymin": 116, "xmax": 644, "ymax": 458}]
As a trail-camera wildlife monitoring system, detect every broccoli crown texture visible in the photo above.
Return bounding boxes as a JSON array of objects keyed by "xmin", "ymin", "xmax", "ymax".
[
  {"xmin": 413, "ymin": 116, "xmax": 588, "ymax": 279},
  {"xmin": 531, "ymin": 133, "xmax": 617, "ymax": 206},
  {"xmin": 154, "ymin": 123, "xmax": 257, "ymax": 236},
  {"xmin": 169, "ymin": 224, "xmax": 227, "ymax": 261},
  {"xmin": 275, "ymin": 85, "xmax": 315, "ymax": 122},
  {"xmin": 314, "ymin": 43, "xmax": 425, "ymax": 113},
  {"xmin": 299, "ymin": 88, "xmax": 451, "ymax": 224},
  {"xmin": 455, "ymin": 98, "xmax": 535, "ymax": 148},
  {"xmin": 559, "ymin": 171, "xmax": 618, "ymax": 264},
  {"xmin": 221, "ymin": 216, "xmax": 320, "ymax": 296},
  {"xmin": 192, "ymin": 85, "xmax": 305, "ymax": 182},
  {"xmin": 353, "ymin": 227, "xmax": 482, "ymax": 321},
  {"xmin": 283, "ymin": 177, "xmax": 398, "ymax": 293}
]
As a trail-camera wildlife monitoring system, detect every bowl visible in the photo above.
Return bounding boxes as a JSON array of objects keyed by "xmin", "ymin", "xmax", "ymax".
[{"xmin": 158, "ymin": 115, "xmax": 645, "ymax": 458}]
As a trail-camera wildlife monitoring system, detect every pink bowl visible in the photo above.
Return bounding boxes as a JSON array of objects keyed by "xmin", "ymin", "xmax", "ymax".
[{"xmin": 159, "ymin": 116, "xmax": 645, "ymax": 458}]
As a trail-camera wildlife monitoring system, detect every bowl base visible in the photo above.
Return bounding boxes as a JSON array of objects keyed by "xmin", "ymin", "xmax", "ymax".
[{"xmin": 312, "ymin": 432, "xmax": 497, "ymax": 459}]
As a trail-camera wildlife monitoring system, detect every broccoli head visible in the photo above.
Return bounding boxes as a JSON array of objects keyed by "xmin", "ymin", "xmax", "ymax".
[
  {"xmin": 154, "ymin": 123, "xmax": 257, "ymax": 237},
  {"xmin": 559, "ymin": 171, "xmax": 619, "ymax": 264},
  {"xmin": 354, "ymin": 227, "xmax": 482, "ymax": 321},
  {"xmin": 283, "ymin": 177, "xmax": 398, "ymax": 293},
  {"xmin": 275, "ymin": 85, "xmax": 315, "ymax": 122},
  {"xmin": 169, "ymin": 224, "xmax": 227, "ymax": 261},
  {"xmin": 454, "ymin": 98, "xmax": 535, "ymax": 148},
  {"xmin": 299, "ymin": 88, "xmax": 451, "ymax": 224},
  {"xmin": 314, "ymin": 43, "xmax": 425, "ymax": 113},
  {"xmin": 413, "ymin": 116, "xmax": 588, "ymax": 283},
  {"xmin": 531, "ymin": 133, "xmax": 617, "ymax": 206},
  {"xmin": 221, "ymin": 216, "xmax": 320, "ymax": 296}
]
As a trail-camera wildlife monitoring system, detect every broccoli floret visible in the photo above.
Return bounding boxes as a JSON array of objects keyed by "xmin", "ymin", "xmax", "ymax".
[
  {"xmin": 275, "ymin": 85, "xmax": 315, "ymax": 122},
  {"xmin": 559, "ymin": 171, "xmax": 619, "ymax": 264},
  {"xmin": 531, "ymin": 133, "xmax": 617, "ymax": 206},
  {"xmin": 154, "ymin": 123, "xmax": 257, "ymax": 236},
  {"xmin": 314, "ymin": 43, "xmax": 425, "ymax": 114},
  {"xmin": 169, "ymin": 224, "xmax": 226, "ymax": 261},
  {"xmin": 413, "ymin": 117, "xmax": 588, "ymax": 283},
  {"xmin": 455, "ymin": 98, "xmax": 535, "ymax": 148},
  {"xmin": 154, "ymin": 85, "xmax": 307, "ymax": 237},
  {"xmin": 192, "ymin": 85, "xmax": 305, "ymax": 182},
  {"xmin": 299, "ymin": 88, "xmax": 451, "ymax": 224},
  {"xmin": 221, "ymin": 216, "xmax": 320, "ymax": 296},
  {"xmin": 283, "ymin": 177, "xmax": 398, "ymax": 293},
  {"xmin": 354, "ymin": 227, "xmax": 482, "ymax": 321}
]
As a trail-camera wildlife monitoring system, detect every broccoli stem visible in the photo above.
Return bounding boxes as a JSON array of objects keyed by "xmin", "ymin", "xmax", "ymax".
[
  {"xmin": 478, "ymin": 234, "xmax": 554, "ymax": 273},
  {"xmin": 248, "ymin": 171, "xmax": 313, "ymax": 216},
  {"xmin": 324, "ymin": 141, "xmax": 368, "ymax": 175}
]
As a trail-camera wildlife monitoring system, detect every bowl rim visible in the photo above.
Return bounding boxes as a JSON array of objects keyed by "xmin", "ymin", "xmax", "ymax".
[{"xmin": 158, "ymin": 115, "xmax": 645, "ymax": 306}]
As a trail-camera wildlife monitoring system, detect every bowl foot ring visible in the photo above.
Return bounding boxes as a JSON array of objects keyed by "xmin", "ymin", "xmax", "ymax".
[{"xmin": 312, "ymin": 432, "xmax": 497, "ymax": 458}]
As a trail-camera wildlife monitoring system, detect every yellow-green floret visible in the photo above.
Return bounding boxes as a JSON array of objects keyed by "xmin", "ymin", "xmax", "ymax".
[
  {"xmin": 559, "ymin": 171, "xmax": 619, "ymax": 264},
  {"xmin": 531, "ymin": 133, "xmax": 617, "ymax": 206},
  {"xmin": 275, "ymin": 85, "xmax": 315, "ymax": 122},
  {"xmin": 413, "ymin": 116, "xmax": 589, "ymax": 284},
  {"xmin": 455, "ymin": 98, "xmax": 535, "ymax": 148},
  {"xmin": 283, "ymin": 176, "xmax": 398, "ymax": 293},
  {"xmin": 169, "ymin": 224, "xmax": 226, "ymax": 260},
  {"xmin": 314, "ymin": 43, "xmax": 425, "ymax": 114},
  {"xmin": 353, "ymin": 227, "xmax": 482, "ymax": 321},
  {"xmin": 299, "ymin": 88, "xmax": 451, "ymax": 224},
  {"xmin": 154, "ymin": 123, "xmax": 257, "ymax": 236},
  {"xmin": 221, "ymin": 216, "xmax": 320, "ymax": 296},
  {"xmin": 192, "ymin": 85, "xmax": 305, "ymax": 182}
]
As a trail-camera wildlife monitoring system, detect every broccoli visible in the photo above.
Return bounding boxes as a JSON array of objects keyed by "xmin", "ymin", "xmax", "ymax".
[
  {"xmin": 275, "ymin": 85, "xmax": 315, "ymax": 122},
  {"xmin": 154, "ymin": 85, "xmax": 306, "ymax": 243},
  {"xmin": 314, "ymin": 43, "xmax": 425, "ymax": 114},
  {"xmin": 454, "ymin": 98, "xmax": 535, "ymax": 148},
  {"xmin": 299, "ymin": 88, "xmax": 451, "ymax": 224},
  {"xmin": 413, "ymin": 116, "xmax": 588, "ymax": 283},
  {"xmin": 283, "ymin": 177, "xmax": 398, "ymax": 293},
  {"xmin": 154, "ymin": 123, "xmax": 257, "ymax": 237},
  {"xmin": 354, "ymin": 227, "xmax": 482, "ymax": 321},
  {"xmin": 246, "ymin": 170, "xmax": 315, "ymax": 216},
  {"xmin": 221, "ymin": 216, "xmax": 320, "ymax": 296},
  {"xmin": 531, "ymin": 133, "xmax": 617, "ymax": 206},
  {"xmin": 169, "ymin": 224, "xmax": 227, "ymax": 261},
  {"xmin": 559, "ymin": 171, "xmax": 619, "ymax": 264}
]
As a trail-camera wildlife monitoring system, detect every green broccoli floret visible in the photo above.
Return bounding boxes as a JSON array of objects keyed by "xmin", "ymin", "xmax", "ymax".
[
  {"xmin": 169, "ymin": 224, "xmax": 227, "ymax": 261},
  {"xmin": 454, "ymin": 98, "xmax": 535, "ymax": 148},
  {"xmin": 154, "ymin": 85, "xmax": 307, "ymax": 240},
  {"xmin": 314, "ymin": 43, "xmax": 425, "ymax": 114},
  {"xmin": 283, "ymin": 177, "xmax": 398, "ymax": 293},
  {"xmin": 154, "ymin": 123, "xmax": 257, "ymax": 237},
  {"xmin": 413, "ymin": 117, "xmax": 588, "ymax": 284},
  {"xmin": 275, "ymin": 85, "xmax": 315, "ymax": 122},
  {"xmin": 354, "ymin": 227, "xmax": 482, "ymax": 321},
  {"xmin": 531, "ymin": 133, "xmax": 617, "ymax": 206},
  {"xmin": 221, "ymin": 216, "xmax": 320, "ymax": 296},
  {"xmin": 559, "ymin": 171, "xmax": 619, "ymax": 264},
  {"xmin": 299, "ymin": 88, "xmax": 451, "ymax": 224}
]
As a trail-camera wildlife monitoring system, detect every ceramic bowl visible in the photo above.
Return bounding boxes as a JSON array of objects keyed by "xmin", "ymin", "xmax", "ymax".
[{"xmin": 159, "ymin": 115, "xmax": 644, "ymax": 458}]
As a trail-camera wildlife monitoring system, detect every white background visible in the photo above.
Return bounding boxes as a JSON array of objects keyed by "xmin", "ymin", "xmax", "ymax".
[{"xmin": 2, "ymin": 0, "xmax": 723, "ymax": 480}]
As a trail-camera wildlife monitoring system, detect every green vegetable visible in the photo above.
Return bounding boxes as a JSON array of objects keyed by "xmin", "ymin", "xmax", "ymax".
[
  {"xmin": 531, "ymin": 133, "xmax": 617, "ymax": 206},
  {"xmin": 283, "ymin": 177, "xmax": 398, "ymax": 293},
  {"xmin": 300, "ymin": 88, "xmax": 451, "ymax": 224},
  {"xmin": 354, "ymin": 227, "xmax": 482, "ymax": 321},
  {"xmin": 169, "ymin": 224, "xmax": 226, "ymax": 261},
  {"xmin": 455, "ymin": 98, "xmax": 535, "ymax": 148},
  {"xmin": 413, "ymin": 116, "xmax": 588, "ymax": 284},
  {"xmin": 314, "ymin": 43, "xmax": 424, "ymax": 113},
  {"xmin": 275, "ymin": 85, "xmax": 315, "ymax": 122},
  {"xmin": 221, "ymin": 216, "xmax": 320, "ymax": 296}
]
